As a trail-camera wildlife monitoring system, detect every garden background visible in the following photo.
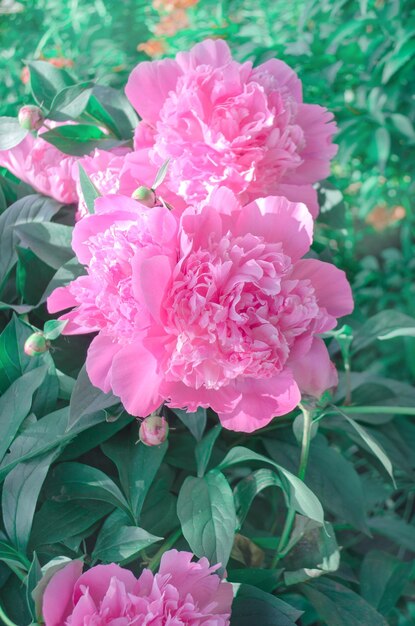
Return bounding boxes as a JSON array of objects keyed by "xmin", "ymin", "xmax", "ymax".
[{"xmin": 0, "ymin": 0, "xmax": 415, "ymax": 624}]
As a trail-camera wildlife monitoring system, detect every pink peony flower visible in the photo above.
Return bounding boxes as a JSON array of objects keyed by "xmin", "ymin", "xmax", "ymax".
[
  {"xmin": 41, "ymin": 551, "xmax": 233, "ymax": 625},
  {"xmin": 48, "ymin": 188, "xmax": 353, "ymax": 432},
  {"xmin": 125, "ymin": 39, "xmax": 337, "ymax": 216},
  {"xmin": 0, "ymin": 127, "xmax": 78, "ymax": 204}
]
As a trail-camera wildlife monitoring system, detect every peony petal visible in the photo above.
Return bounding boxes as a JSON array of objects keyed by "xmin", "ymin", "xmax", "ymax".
[
  {"xmin": 218, "ymin": 372, "xmax": 300, "ymax": 433},
  {"xmin": 125, "ymin": 58, "xmax": 182, "ymax": 123},
  {"xmin": 132, "ymin": 251, "xmax": 173, "ymax": 323},
  {"xmin": 42, "ymin": 560, "xmax": 83, "ymax": 626},
  {"xmin": 237, "ymin": 196, "xmax": 313, "ymax": 261},
  {"xmin": 47, "ymin": 285, "xmax": 78, "ymax": 315},
  {"xmin": 289, "ymin": 336, "xmax": 338, "ymax": 398},
  {"xmin": 291, "ymin": 258, "xmax": 354, "ymax": 318},
  {"xmin": 176, "ymin": 38, "xmax": 232, "ymax": 71},
  {"xmin": 73, "ymin": 564, "xmax": 136, "ymax": 606},
  {"xmin": 72, "ymin": 208, "xmax": 135, "ymax": 264},
  {"xmin": 111, "ymin": 340, "xmax": 165, "ymax": 416},
  {"xmin": 163, "ymin": 379, "xmax": 240, "ymax": 416},
  {"xmin": 86, "ymin": 334, "xmax": 122, "ymax": 393},
  {"xmin": 251, "ymin": 58, "xmax": 302, "ymax": 101},
  {"xmin": 277, "ymin": 183, "xmax": 319, "ymax": 219}
]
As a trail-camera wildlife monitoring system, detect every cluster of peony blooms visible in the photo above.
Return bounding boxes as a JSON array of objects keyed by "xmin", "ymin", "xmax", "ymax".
[
  {"xmin": 40, "ymin": 551, "xmax": 233, "ymax": 625},
  {"xmin": 4, "ymin": 39, "xmax": 353, "ymax": 432}
]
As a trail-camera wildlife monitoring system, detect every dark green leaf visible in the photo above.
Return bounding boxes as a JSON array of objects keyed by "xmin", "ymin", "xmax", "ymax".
[
  {"xmin": 91, "ymin": 509, "xmax": 161, "ymax": 564},
  {"xmin": 45, "ymin": 462, "xmax": 132, "ymax": 518},
  {"xmin": 173, "ymin": 407, "xmax": 207, "ymax": 441},
  {"xmin": 102, "ymin": 427, "xmax": 167, "ymax": 521},
  {"xmin": 69, "ymin": 364, "xmax": 119, "ymax": 428},
  {"xmin": 25, "ymin": 553, "xmax": 41, "ymax": 620},
  {"xmin": 300, "ymin": 578, "xmax": 388, "ymax": 626},
  {"xmin": 230, "ymin": 584, "xmax": 302, "ymax": 625},
  {"xmin": 28, "ymin": 61, "xmax": 75, "ymax": 109},
  {"xmin": 195, "ymin": 424, "xmax": 221, "ymax": 477},
  {"xmin": 177, "ymin": 470, "xmax": 236, "ymax": 571},
  {"xmin": 360, "ymin": 550, "xmax": 412, "ymax": 615},
  {"xmin": 87, "ymin": 85, "xmax": 138, "ymax": 139},
  {"xmin": 39, "ymin": 125, "xmax": 111, "ymax": 156},
  {"xmin": 15, "ymin": 222, "xmax": 74, "ymax": 269},
  {"xmin": 217, "ymin": 447, "xmax": 324, "ymax": 524},
  {"xmin": 234, "ymin": 469, "xmax": 281, "ymax": 529},
  {"xmin": 0, "ymin": 366, "xmax": 47, "ymax": 463},
  {"xmin": 0, "ymin": 194, "xmax": 62, "ymax": 287},
  {"xmin": 48, "ymin": 82, "xmax": 93, "ymax": 120},
  {"xmin": 2, "ymin": 450, "xmax": 57, "ymax": 552}
]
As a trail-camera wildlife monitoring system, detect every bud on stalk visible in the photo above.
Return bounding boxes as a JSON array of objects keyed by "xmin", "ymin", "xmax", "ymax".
[
  {"xmin": 24, "ymin": 332, "xmax": 49, "ymax": 357},
  {"xmin": 18, "ymin": 105, "xmax": 44, "ymax": 131},
  {"xmin": 139, "ymin": 414, "xmax": 169, "ymax": 446},
  {"xmin": 131, "ymin": 186, "xmax": 157, "ymax": 208}
]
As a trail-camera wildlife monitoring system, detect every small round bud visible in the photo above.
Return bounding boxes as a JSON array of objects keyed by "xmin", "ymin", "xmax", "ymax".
[
  {"xmin": 131, "ymin": 186, "xmax": 156, "ymax": 207},
  {"xmin": 18, "ymin": 105, "xmax": 44, "ymax": 131},
  {"xmin": 24, "ymin": 332, "xmax": 49, "ymax": 357},
  {"xmin": 139, "ymin": 414, "xmax": 169, "ymax": 446}
]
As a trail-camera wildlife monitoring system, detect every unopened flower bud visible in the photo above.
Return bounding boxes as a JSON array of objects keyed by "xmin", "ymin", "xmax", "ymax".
[
  {"xmin": 24, "ymin": 332, "xmax": 49, "ymax": 357},
  {"xmin": 139, "ymin": 414, "xmax": 169, "ymax": 446},
  {"xmin": 131, "ymin": 186, "xmax": 156, "ymax": 207},
  {"xmin": 18, "ymin": 105, "xmax": 44, "ymax": 131}
]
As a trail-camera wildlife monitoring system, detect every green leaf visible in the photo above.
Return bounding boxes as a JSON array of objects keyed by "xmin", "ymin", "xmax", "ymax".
[
  {"xmin": 2, "ymin": 449, "xmax": 57, "ymax": 552},
  {"xmin": 87, "ymin": 85, "xmax": 138, "ymax": 139},
  {"xmin": 16, "ymin": 246, "xmax": 55, "ymax": 305},
  {"xmin": 390, "ymin": 114, "xmax": 415, "ymax": 141},
  {"xmin": 41, "ymin": 257, "xmax": 84, "ymax": 303},
  {"xmin": 30, "ymin": 500, "xmax": 113, "ymax": 548},
  {"xmin": 353, "ymin": 311, "xmax": 415, "ymax": 352},
  {"xmin": 102, "ymin": 426, "xmax": 167, "ymax": 521},
  {"xmin": 265, "ymin": 438, "xmax": 368, "ymax": 532},
  {"xmin": 0, "ymin": 366, "xmax": 47, "ymax": 463},
  {"xmin": 43, "ymin": 320, "xmax": 68, "ymax": 341},
  {"xmin": 0, "ymin": 315, "xmax": 39, "ymax": 392},
  {"xmin": 375, "ymin": 127, "xmax": 390, "ymax": 170},
  {"xmin": 77, "ymin": 164, "xmax": 101, "ymax": 215},
  {"xmin": 230, "ymin": 584, "xmax": 302, "ymax": 625},
  {"xmin": 195, "ymin": 424, "xmax": 221, "ymax": 477},
  {"xmin": 15, "ymin": 222, "xmax": 74, "ymax": 269},
  {"xmin": 369, "ymin": 514, "xmax": 415, "ymax": 551},
  {"xmin": 336, "ymin": 409, "xmax": 394, "ymax": 484},
  {"xmin": 91, "ymin": 509, "xmax": 161, "ymax": 564},
  {"xmin": 39, "ymin": 125, "xmax": 111, "ymax": 157},
  {"xmin": 300, "ymin": 578, "xmax": 388, "ymax": 626},
  {"xmin": 0, "ymin": 117, "xmax": 28, "ymax": 150},
  {"xmin": 69, "ymin": 365, "xmax": 119, "ymax": 428},
  {"xmin": 152, "ymin": 159, "xmax": 171, "ymax": 189},
  {"xmin": 217, "ymin": 447, "xmax": 324, "ymax": 524},
  {"xmin": 0, "ymin": 194, "xmax": 62, "ymax": 287},
  {"xmin": 234, "ymin": 469, "xmax": 281, "ymax": 529},
  {"xmin": 173, "ymin": 407, "xmax": 207, "ymax": 441},
  {"xmin": 382, "ymin": 39, "xmax": 415, "ymax": 84},
  {"xmin": 177, "ymin": 470, "xmax": 236, "ymax": 571},
  {"xmin": 28, "ymin": 60, "xmax": 75, "ymax": 109},
  {"xmin": 45, "ymin": 462, "xmax": 132, "ymax": 518},
  {"xmin": 360, "ymin": 550, "xmax": 412, "ymax": 615},
  {"xmin": 0, "ymin": 538, "xmax": 30, "ymax": 572},
  {"xmin": 25, "ymin": 553, "xmax": 41, "ymax": 621},
  {"xmin": 48, "ymin": 82, "xmax": 93, "ymax": 120}
]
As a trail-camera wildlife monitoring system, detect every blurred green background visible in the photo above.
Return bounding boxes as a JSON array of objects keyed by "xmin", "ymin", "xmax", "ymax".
[{"xmin": 1, "ymin": 0, "xmax": 415, "ymax": 324}]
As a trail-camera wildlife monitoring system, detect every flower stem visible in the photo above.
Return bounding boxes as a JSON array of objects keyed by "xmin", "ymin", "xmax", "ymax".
[
  {"xmin": 270, "ymin": 404, "xmax": 313, "ymax": 569},
  {"xmin": 0, "ymin": 603, "xmax": 18, "ymax": 626},
  {"xmin": 147, "ymin": 527, "xmax": 182, "ymax": 573}
]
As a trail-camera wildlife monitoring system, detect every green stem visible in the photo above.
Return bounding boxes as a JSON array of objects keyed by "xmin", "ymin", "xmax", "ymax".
[
  {"xmin": 147, "ymin": 528, "xmax": 182, "ymax": 573},
  {"xmin": 331, "ymin": 405, "xmax": 415, "ymax": 415},
  {"xmin": 0, "ymin": 604, "xmax": 18, "ymax": 626},
  {"xmin": 270, "ymin": 405, "xmax": 313, "ymax": 569}
]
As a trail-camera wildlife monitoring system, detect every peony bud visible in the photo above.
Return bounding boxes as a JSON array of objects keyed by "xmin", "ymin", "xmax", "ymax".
[
  {"xmin": 24, "ymin": 332, "xmax": 49, "ymax": 357},
  {"xmin": 139, "ymin": 414, "xmax": 169, "ymax": 446},
  {"xmin": 131, "ymin": 186, "xmax": 156, "ymax": 207},
  {"xmin": 18, "ymin": 105, "xmax": 44, "ymax": 131}
]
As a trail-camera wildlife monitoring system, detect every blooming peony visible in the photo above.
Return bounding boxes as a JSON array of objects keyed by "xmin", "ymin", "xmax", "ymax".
[
  {"xmin": 0, "ymin": 128, "xmax": 78, "ymax": 204},
  {"xmin": 41, "ymin": 551, "xmax": 233, "ymax": 625},
  {"xmin": 48, "ymin": 188, "xmax": 353, "ymax": 432},
  {"xmin": 125, "ymin": 38, "xmax": 337, "ymax": 216}
]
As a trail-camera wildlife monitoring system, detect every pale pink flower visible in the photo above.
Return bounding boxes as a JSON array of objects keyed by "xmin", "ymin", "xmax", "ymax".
[
  {"xmin": 125, "ymin": 39, "xmax": 337, "ymax": 216},
  {"xmin": 41, "ymin": 551, "xmax": 233, "ymax": 625},
  {"xmin": 0, "ymin": 127, "xmax": 78, "ymax": 204},
  {"xmin": 48, "ymin": 189, "xmax": 353, "ymax": 432}
]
